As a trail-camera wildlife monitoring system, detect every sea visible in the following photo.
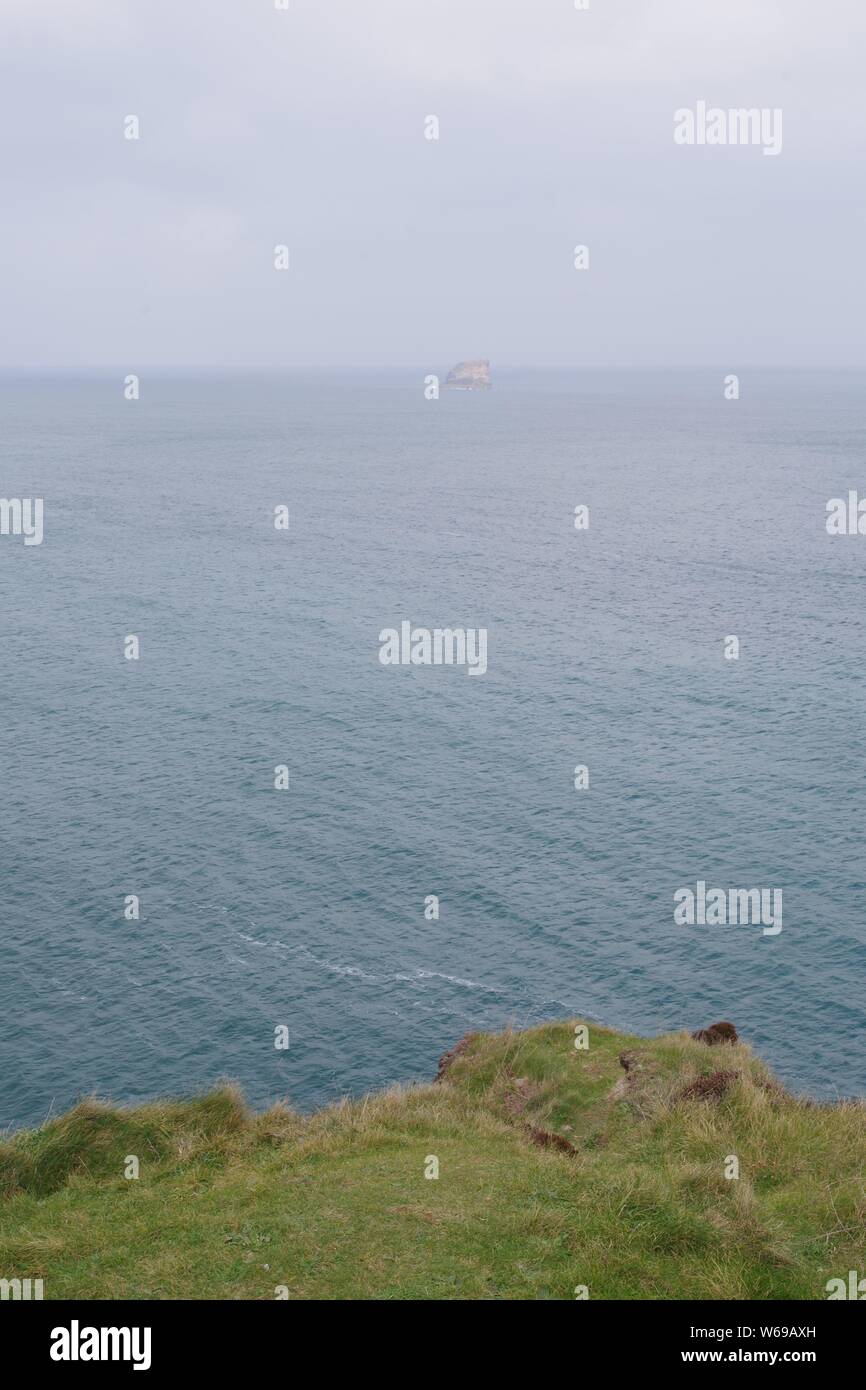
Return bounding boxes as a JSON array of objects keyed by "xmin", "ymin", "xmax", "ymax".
[{"xmin": 1, "ymin": 367, "xmax": 865, "ymax": 1131}]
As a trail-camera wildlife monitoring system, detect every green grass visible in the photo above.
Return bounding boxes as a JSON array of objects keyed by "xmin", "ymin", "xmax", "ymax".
[{"xmin": 1, "ymin": 1020, "xmax": 863, "ymax": 1299}]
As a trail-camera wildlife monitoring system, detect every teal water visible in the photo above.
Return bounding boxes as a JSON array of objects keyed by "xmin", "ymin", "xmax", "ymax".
[{"xmin": 2, "ymin": 369, "xmax": 865, "ymax": 1129}]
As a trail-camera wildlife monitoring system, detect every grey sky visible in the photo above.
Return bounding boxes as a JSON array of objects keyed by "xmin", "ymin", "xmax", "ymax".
[{"xmin": 1, "ymin": 0, "xmax": 863, "ymax": 368}]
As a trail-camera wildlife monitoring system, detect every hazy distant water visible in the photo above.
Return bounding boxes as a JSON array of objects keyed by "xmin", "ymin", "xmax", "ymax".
[{"xmin": 2, "ymin": 369, "xmax": 866, "ymax": 1131}]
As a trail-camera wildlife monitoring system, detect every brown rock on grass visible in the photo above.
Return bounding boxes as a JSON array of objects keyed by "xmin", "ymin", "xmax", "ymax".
[
  {"xmin": 691, "ymin": 1021, "xmax": 738, "ymax": 1046},
  {"xmin": 679, "ymin": 1070, "xmax": 738, "ymax": 1102},
  {"xmin": 524, "ymin": 1124, "xmax": 576, "ymax": 1154}
]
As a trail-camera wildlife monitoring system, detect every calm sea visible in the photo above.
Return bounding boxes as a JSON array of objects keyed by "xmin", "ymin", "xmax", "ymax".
[{"xmin": 2, "ymin": 369, "xmax": 865, "ymax": 1130}]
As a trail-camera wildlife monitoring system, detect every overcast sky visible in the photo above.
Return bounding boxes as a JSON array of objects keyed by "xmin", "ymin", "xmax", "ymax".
[{"xmin": 1, "ymin": 0, "xmax": 863, "ymax": 369}]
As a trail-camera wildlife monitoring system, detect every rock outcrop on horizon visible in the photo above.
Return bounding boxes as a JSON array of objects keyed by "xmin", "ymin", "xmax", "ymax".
[{"xmin": 444, "ymin": 358, "xmax": 492, "ymax": 390}]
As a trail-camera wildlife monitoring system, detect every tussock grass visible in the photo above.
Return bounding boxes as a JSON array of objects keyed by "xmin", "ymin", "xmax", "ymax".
[{"xmin": 0, "ymin": 1021, "xmax": 862, "ymax": 1299}]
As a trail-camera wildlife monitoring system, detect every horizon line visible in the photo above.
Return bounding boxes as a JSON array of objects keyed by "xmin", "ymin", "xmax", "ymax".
[{"xmin": 2, "ymin": 364, "xmax": 865, "ymax": 375}]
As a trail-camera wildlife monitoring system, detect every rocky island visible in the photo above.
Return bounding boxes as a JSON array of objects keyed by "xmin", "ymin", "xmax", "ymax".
[{"xmin": 444, "ymin": 358, "xmax": 492, "ymax": 390}]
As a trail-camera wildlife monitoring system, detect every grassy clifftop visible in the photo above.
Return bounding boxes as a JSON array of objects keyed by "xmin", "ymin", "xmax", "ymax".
[{"xmin": 1, "ymin": 1020, "xmax": 863, "ymax": 1300}]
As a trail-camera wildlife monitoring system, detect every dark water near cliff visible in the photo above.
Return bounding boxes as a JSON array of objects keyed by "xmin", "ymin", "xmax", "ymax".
[{"xmin": 2, "ymin": 369, "xmax": 865, "ymax": 1130}]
